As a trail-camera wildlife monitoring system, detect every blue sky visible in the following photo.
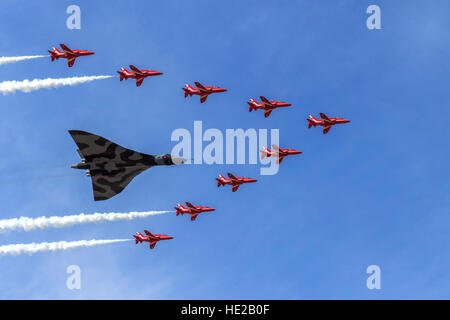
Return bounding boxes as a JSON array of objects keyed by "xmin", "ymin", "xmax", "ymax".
[{"xmin": 0, "ymin": 0, "xmax": 449, "ymax": 299}]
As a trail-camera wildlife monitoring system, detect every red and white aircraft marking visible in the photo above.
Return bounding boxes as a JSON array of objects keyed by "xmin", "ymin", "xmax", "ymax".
[
  {"xmin": 248, "ymin": 96, "xmax": 291, "ymax": 118},
  {"xmin": 260, "ymin": 144, "xmax": 302, "ymax": 164},
  {"xmin": 175, "ymin": 202, "xmax": 215, "ymax": 221},
  {"xmin": 134, "ymin": 230, "xmax": 173, "ymax": 250},
  {"xmin": 117, "ymin": 65, "xmax": 163, "ymax": 87},
  {"xmin": 48, "ymin": 44, "xmax": 94, "ymax": 67},
  {"xmin": 183, "ymin": 82, "xmax": 227, "ymax": 103},
  {"xmin": 308, "ymin": 113, "xmax": 350, "ymax": 134},
  {"xmin": 216, "ymin": 173, "xmax": 257, "ymax": 192}
]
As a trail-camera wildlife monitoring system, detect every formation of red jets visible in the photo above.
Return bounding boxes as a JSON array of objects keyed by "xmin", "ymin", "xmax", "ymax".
[{"xmin": 48, "ymin": 43, "xmax": 351, "ymax": 250}]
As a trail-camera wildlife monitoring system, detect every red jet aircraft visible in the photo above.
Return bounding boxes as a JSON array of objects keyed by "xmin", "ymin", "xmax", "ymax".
[
  {"xmin": 308, "ymin": 113, "xmax": 350, "ymax": 134},
  {"xmin": 117, "ymin": 65, "xmax": 163, "ymax": 87},
  {"xmin": 48, "ymin": 44, "xmax": 94, "ymax": 67},
  {"xmin": 260, "ymin": 144, "xmax": 302, "ymax": 164},
  {"xmin": 248, "ymin": 96, "xmax": 291, "ymax": 118},
  {"xmin": 174, "ymin": 202, "xmax": 215, "ymax": 221},
  {"xmin": 134, "ymin": 230, "xmax": 173, "ymax": 249},
  {"xmin": 183, "ymin": 82, "xmax": 227, "ymax": 103},
  {"xmin": 216, "ymin": 173, "xmax": 257, "ymax": 192}
]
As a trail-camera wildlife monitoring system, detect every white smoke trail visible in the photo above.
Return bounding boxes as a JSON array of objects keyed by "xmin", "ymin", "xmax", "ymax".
[
  {"xmin": 0, "ymin": 239, "xmax": 131, "ymax": 257},
  {"xmin": 0, "ymin": 55, "xmax": 46, "ymax": 65},
  {"xmin": 0, "ymin": 210, "xmax": 171, "ymax": 233},
  {"xmin": 0, "ymin": 75, "xmax": 113, "ymax": 95}
]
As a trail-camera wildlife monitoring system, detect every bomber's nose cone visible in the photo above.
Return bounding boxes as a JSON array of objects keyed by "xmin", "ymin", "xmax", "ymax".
[{"xmin": 172, "ymin": 157, "xmax": 188, "ymax": 165}]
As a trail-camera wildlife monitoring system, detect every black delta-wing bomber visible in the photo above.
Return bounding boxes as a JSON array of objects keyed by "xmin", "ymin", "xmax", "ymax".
[{"xmin": 69, "ymin": 130, "xmax": 186, "ymax": 201}]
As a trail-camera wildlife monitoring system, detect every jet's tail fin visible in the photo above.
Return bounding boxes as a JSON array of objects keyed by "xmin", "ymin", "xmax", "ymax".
[
  {"xmin": 260, "ymin": 147, "xmax": 270, "ymax": 160},
  {"xmin": 48, "ymin": 50, "xmax": 57, "ymax": 61},
  {"xmin": 307, "ymin": 116, "xmax": 317, "ymax": 128},
  {"xmin": 175, "ymin": 204, "xmax": 184, "ymax": 215},
  {"xmin": 217, "ymin": 175, "xmax": 225, "ymax": 187},
  {"xmin": 248, "ymin": 99, "xmax": 257, "ymax": 112},
  {"xmin": 117, "ymin": 71, "xmax": 125, "ymax": 81},
  {"xmin": 183, "ymin": 84, "xmax": 194, "ymax": 98},
  {"xmin": 133, "ymin": 235, "xmax": 140, "ymax": 244}
]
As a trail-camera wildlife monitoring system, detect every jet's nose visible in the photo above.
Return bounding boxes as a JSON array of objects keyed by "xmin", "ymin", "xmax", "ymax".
[
  {"xmin": 247, "ymin": 178, "xmax": 258, "ymax": 183},
  {"xmin": 86, "ymin": 51, "xmax": 95, "ymax": 55},
  {"xmin": 207, "ymin": 207, "xmax": 216, "ymax": 212}
]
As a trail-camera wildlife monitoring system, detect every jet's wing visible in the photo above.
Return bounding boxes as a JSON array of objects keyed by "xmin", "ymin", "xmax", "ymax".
[
  {"xmin": 144, "ymin": 230, "xmax": 153, "ymax": 236},
  {"xmin": 232, "ymin": 185, "xmax": 239, "ymax": 192},
  {"xmin": 320, "ymin": 113, "xmax": 331, "ymax": 122},
  {"xmin": 260, "ymin": 96, "xmax": 271, "ymax": 106},
  {"xmin": 136, "ymin": 78, "xmax": 144, "ymax": 87},
  {"xmin": 68, "ymin": 130, "xmax": 155, "ymax": 201},
  {"xmin": 185, "ymin": 202, "xmax": 199, "ymax": 212},
  {"xmin": 323, "ymin": 126, "xmax": 331, "ymax": 134},
  {"xmin": 200, "ymin": 94, "xmax": 208, "ymax": 103},
  {"xmin": 277, "ymin": 155, "xmax": 284, "ymax": 164},
  {"xmin": 60, "ymin": 44, "xmax": 75, "ymax": 55},
  {"xmin": 194, "ymin": 82, "xmax": 208, "ymax": 92},
  {"xmin": 190, "ymin": 213, "xmax": 199, "ymax": 221},
  {"xmin": 264, "ymin": 109, "xmax": 273, "ymax": 118},
  {"xmin": 129, "ymin": 65, "xmax": 145, "ymax": 76},
  {"xmin": 150, "ymin": 241, "xmax": 157, "ymax": 249},
  {"xmin": 67, "ymin": 57, "xmax": 76, "ymax": 67}
]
